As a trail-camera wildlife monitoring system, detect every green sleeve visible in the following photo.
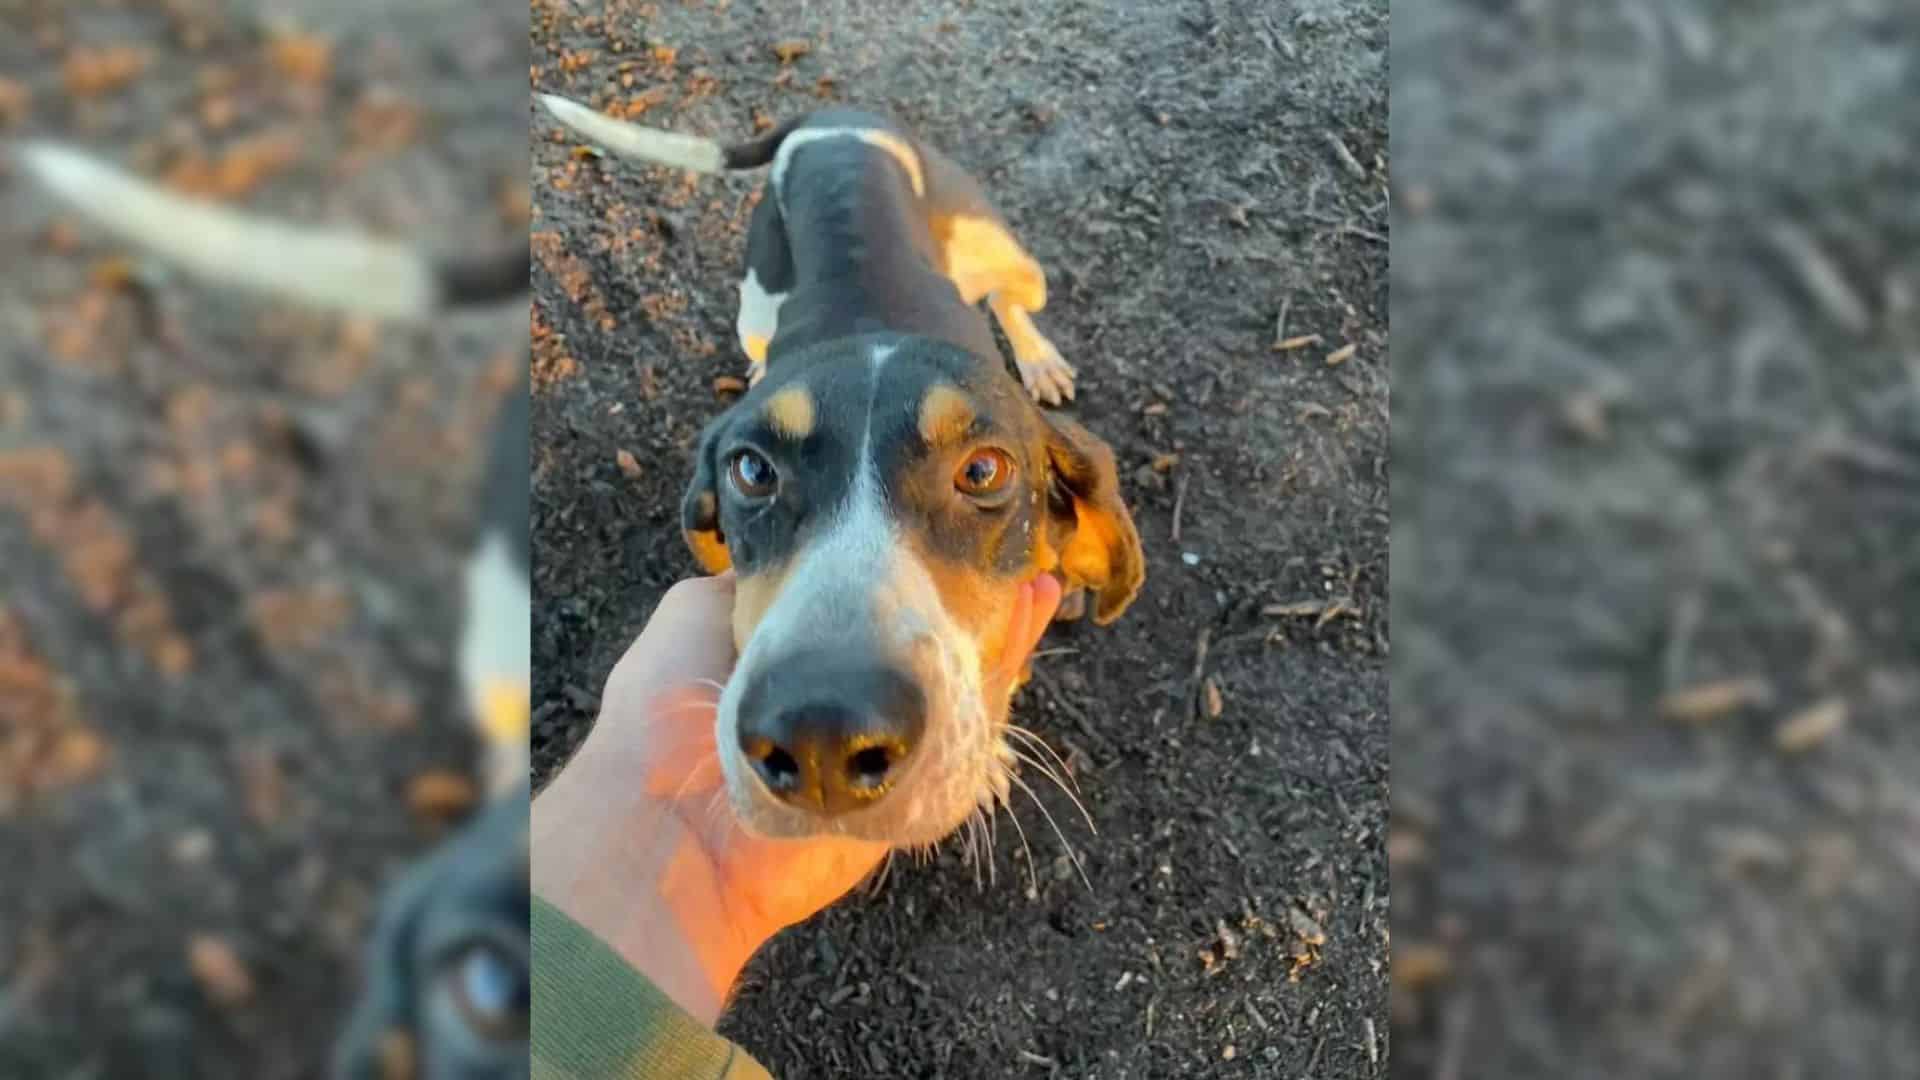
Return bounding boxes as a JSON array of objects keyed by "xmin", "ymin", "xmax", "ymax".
[{"xmin": 531, "ymin": 895, "xmax": 773, "ymax": 1080}]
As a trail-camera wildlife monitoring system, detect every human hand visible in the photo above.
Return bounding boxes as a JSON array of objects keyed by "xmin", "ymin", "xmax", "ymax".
[{"xmin": 531, "ymin": 571, "xmax": 1062, "ymax": 1025}]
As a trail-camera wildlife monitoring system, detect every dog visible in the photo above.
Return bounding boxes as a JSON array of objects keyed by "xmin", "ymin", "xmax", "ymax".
[
  {"xmin": 537, "ymin": 94, "xmax": 1077, "ymax": 406},
  {"xmin": 536, "ymin": 96, "xmax": 1145, "ymax": 850},
  {"xmin": 16, "ymin": 142, "xmax": 531, "ymax": 1079}
]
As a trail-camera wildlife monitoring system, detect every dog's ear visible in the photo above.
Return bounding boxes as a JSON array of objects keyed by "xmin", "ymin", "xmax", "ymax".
[
  {"xmin": 681, "ymin": 417, "xmax": 733, "ymax": 574},
  {"xmin": 1040, "ymin": 414, "xmax": 1144, "ymax": 624}
]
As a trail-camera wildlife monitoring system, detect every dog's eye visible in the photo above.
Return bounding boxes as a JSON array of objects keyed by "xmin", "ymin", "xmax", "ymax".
[
  {"xmin": 728, "ymin": 449, "xmax": 778, "ymax": 497},
  {"xmin": 955, "ymin": 448, "xmax": 1015, "ymax": 497},
  {"xmin": 444, "ymin": 940, "xmax": 529, "ymax": 1043}
]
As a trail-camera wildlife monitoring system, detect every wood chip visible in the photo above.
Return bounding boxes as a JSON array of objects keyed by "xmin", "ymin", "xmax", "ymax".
[
  {"xmin": 1203, "ymin": 677, "xmax": 1224, "ymax": 718},
  {"xmin": 1289, "ymin": 907, "xmax": 1327, "ymax": 946},
  {"xmin": 1775, "ymin": 698, "xmax": 1847, "ymax": 752},
  {"xmin": 1657, "ymin": 677, "xmax": 1772, "ymax": 723},
  {"xmin": 1272, "ymin": 333, "xmax": 1322, "ymax": 352},
  {"xmin": 1263, "ymin": 599, "xmax": 1327, "ymax": 617},
  {"xmin": 1325, "ymin": 343, "xmax": 1357, "ymax": 366},
  {"xmin": 1150, "ymin": 452, "xmax": 1181, "ymax": 473},
  {"xmin": 713, "ymin": 375, "xmax": 748, "ymax": 399},
  {"xmin": 772, "ymin": 39, "xmax": 812, "ymax": 62},
  {"xmin": 188, "ymin": 934, "xmax": 255, "ymax": 1006},
  {"xmin": 615, "ymin": 448, "xmax": 643, "ymax": 479},
  {"xmin": 1324, "ymin": 131, "xmax": 1368, "ymax": 180},
  {"xmin": 407, "ymin": 769, "xmax": 477, "ymax": 824}
]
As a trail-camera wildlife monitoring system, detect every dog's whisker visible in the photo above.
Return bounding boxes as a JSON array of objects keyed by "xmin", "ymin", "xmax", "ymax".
[
  {"xmin": 1007, "ymin": 770, "xmax": 1093, "ymax": 893},
  {"xmin": 998, "ymin": 791, "xmax": 1040, "ymax": 895},
  {"xmin": 1004, "ymin": 745, "xmax": 1098, "ymax": 838},
  {"xmin": 1003, "ymin": 725, "xmax": 1082, "ymax": 797}
]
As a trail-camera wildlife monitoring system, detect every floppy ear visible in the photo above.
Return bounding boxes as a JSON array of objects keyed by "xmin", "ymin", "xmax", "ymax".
[
  {"xmin": 1041, "ymin": 414, "xmax": 1145, "ymax": 624},
  {"xmin": 681, "ymin": 418, "xmax": 732, "ymax": 574}
]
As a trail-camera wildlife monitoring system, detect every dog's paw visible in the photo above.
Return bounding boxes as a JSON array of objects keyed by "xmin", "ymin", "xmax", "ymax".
[{"xmin": 1016, "ymin": 338, "xmax": 1076, "ymax": 406}]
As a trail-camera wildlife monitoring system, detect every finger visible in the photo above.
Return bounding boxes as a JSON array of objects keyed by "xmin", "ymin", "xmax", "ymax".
[
  {"xmin": 602, "ymin": 574, "xmax": 738, "ymax": 725},
  {"xmin": 993, "ymin": 574, "xmax": 1063, "ymax": 686},
  {"xmin": 643, "ymin": 684, "xmax": 726, "ymax": 798},
  {"xmin": 713, "ymin": 829, "xmax": 888, "ymax": 933}
]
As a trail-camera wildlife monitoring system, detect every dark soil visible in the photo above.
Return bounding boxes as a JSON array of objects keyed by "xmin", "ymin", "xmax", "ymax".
[
  {"xmin": 531, "ymin": 1, "xmax": 1388, "ymax": 1076},
  {"xmin": 0, "ymin": 1, "xmax": 525, "ymax": 1076},
  {"xmin": 1392, "ymin": 3, "xmax": 1920, "ymax": 1077}
]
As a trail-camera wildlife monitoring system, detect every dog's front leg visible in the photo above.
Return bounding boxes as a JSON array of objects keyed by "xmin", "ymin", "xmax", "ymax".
[{"xmin": 989, "ymin": 291, "xmax": 1076, "ymax": 405}]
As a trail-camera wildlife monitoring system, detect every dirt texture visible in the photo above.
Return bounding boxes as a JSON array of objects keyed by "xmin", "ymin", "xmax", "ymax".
[
  {"xmin": 0, "ymin": 1, "xmax": 526, "ymax": 1075},
  {"xmin": 1393, "ymin": 3, "xmax": 1920, "ymax": 1077},
  {"xmin": 531, "ymin": 1, "xmax": 1388, "ymax": 1076}
]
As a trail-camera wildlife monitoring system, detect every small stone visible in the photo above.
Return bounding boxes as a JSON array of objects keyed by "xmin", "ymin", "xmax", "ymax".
[{"xmin": 615, "ymin": 448, "xmax": 643, "ymax": 479}]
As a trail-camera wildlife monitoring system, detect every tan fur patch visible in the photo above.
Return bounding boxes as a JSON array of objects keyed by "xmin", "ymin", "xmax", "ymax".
[
  {"xmin": 687, "ymin": 530, "xmax": 731, "ymax": 574},
  {"xmin": 913, "ymin": 545, "xmax": 1025, "ymax": 680},
  {"xmin": 916, "ymin": 384, "xmax": 975, "ymax": 447},
  {"xmin": 1059, "ymin": 496, "xmax": 1120, "ymax": 587},
  {"xmin": 764, "ymin": 385, "xmax": 815, "ymax": 440},
  {"xmin": 932, "ymin": 213, "xmax": 1046, "ymax": 309},
  {"xmin": 685, "ymin": 490, "xmax": 731, "ymax": 573},
  {"xmin": 731, "ymin": 561, "xmax": 794, "ymax": 652}
]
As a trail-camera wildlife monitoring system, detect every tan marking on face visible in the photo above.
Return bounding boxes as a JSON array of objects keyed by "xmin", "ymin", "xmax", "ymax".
[
  {"xmin": 377, "ymin": 1028, "xmax": 416, "ymax": 1080},
  {"xmin": 916, "ymin": 384, "xmax": 975, "ymax": 447},
  {"xmin": 743, "ymin": 335, "xmax": 769, "ymax": 364},
  {"xmin": 731, "ymin": 560, "xmax": 794, "ymax": 652},
  {"xmin": 685, "ymin": 491, "xmax": 731, "ymax": 572},
  {"xmin": 764, "ymin": 385, "xmax": 815, "ymax": 440},
  {"xmin": 912, "ymin": 544, "xmax": 1025, "ymax": 679}
]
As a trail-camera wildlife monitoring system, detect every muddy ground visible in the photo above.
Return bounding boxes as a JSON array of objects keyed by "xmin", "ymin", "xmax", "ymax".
[
  {"xmin": 531, "ymin": 0, "xmax": 1388, "ymax": 1076},
  {"xmin": 1393, "ymin": 3, "xmax": 1920, "ymax": 1077},
  {"xmin": 0, "ymin": 1, "xmax": 526, "ymax": 1075}
]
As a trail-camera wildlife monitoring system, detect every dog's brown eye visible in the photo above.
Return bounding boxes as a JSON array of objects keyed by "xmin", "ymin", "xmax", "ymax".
[
  {"xmin": 729, "ymin": 449, "xmax": 777, "ymax": 497},
  {"xmin": 955, "ymin": 448, "xmax": 1014, "ymax": 497}
]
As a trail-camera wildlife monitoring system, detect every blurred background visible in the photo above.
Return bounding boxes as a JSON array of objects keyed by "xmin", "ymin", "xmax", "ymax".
[
  {"xmin": 0, "ymin": 0, "xmax": 524, "ymax": 1074},
  {"xmin": 1393, "ymin": 3, "xmax": 1919, "ymax": 1077}
]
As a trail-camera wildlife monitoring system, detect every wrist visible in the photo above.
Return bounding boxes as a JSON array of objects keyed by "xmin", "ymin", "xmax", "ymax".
[{"xmin": 530, "ymin": 741, "xmax": 756, "ymax": 1025}]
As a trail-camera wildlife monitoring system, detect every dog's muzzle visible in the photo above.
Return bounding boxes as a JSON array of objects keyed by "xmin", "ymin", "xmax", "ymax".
[{"xmin": 734, "ymin": 651, "xmax": 929, "ymax": 817}]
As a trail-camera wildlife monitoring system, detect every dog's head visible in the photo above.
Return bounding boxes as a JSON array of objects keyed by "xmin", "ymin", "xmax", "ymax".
[
  {"xmin": 682, "ymin": 333, "xmax": 1143, "ymax": 848},
  {"xmin": 332, "ymin": 786, "xmax": 530, "ymax": 1080}
]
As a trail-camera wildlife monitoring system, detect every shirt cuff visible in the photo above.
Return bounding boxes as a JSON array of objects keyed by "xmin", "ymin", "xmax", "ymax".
[{"xmin": 531, "ymin": 894, "xmax": 773, "ymax": 1080}]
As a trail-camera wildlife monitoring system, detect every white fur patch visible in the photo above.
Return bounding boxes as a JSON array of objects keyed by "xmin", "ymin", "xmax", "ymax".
[
  {"xmin": 20, "ymin": 142, "xmax": 437, "ymax": 320},
  {"xmin": 770, "ymin": 127, "xmax": 926, "ymax": 205},
  {"xmin": 459, "ymin": 530, "xmax": 530, "ymax": 794},
  {"xmin": 537, "ymin": 93, "xmax": 725, "ymax": 173},
  {"xmin": 735, "ymin": 267, "xmax": 788, "ymax": 357}
]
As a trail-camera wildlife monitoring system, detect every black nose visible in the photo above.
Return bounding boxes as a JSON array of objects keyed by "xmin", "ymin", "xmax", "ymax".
[{"xmin": 736, "ymin": 659, "xmax": 927, "ymax": 817}]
